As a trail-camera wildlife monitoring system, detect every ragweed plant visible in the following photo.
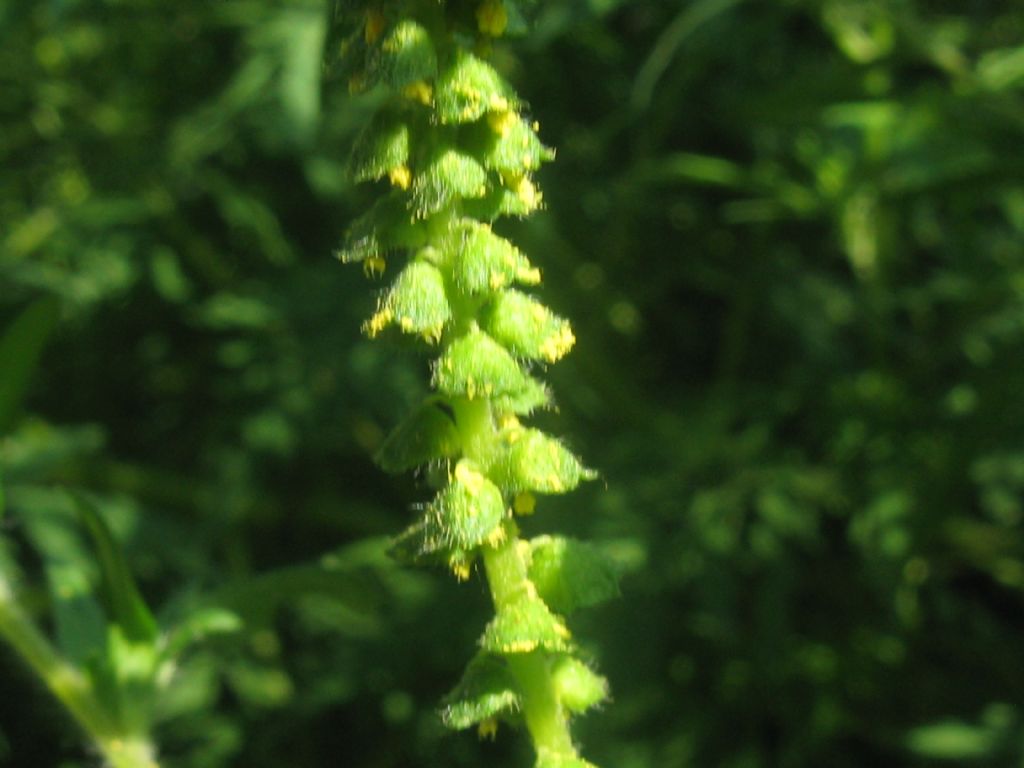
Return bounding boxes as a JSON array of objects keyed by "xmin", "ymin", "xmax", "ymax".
[{"xmin": 332, "ymin": 1, "xmax": 616, "ymax": 765}]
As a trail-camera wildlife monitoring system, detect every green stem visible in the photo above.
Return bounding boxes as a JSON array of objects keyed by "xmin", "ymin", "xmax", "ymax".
[
  {"xmin": 0, "ymin": 580, "xmax": 160, "ymax": 768},
  {"xmin": 451, "ymin": 399, "xmax": 578, "ymax": 761},
  {"xmin": 482, "ymin": 535, "xmax": 577, "ymax": 760}
]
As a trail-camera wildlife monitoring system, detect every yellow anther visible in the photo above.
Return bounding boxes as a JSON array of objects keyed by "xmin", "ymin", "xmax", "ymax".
[
  {"xmin": 363, "ymin": 255, "xmax": 386, "ymax": 278},
  {"xmin": 513, "ymin": 492, "xmax": 536, "ymax": 515},
  {"xmin": 519, "ymin": 265, "xmax": 541, "ymax": 284},
  {"xmin": 478, "ymin": 718, "xmax": 499, "ymax": 740},
  {"xmin": 514, "ymin": 175, "xmax": 540, "ymax": 209},
  {"xmin": 348, "ymin": 74, "xmax": 367, "ymax": 95},
  {"xmin": 388, "ymin": 164, "xmax": 411, "ymax": 189},
  {"xmin": 364, "ymin": 308, "xmax": 392, "ymax": 337},
  {"xmin": 451, "ymin": 561, "xmax": 472, "ymax": 581},
  {"xmin": 487, "ymin": 109, "xmax": 517, "ymax": 137},
  {"xmin": 476, "ymin": 0, "xmax": 508, "ymax": 37},
  {"xmin": 402, "ymin": 80, "xmax": 433, "ymax": 105},
  {"xmin": 399, "ymin": 316, "xmax": 414, "ymax": 331},
  {"xmin": 486, "ymin": 525, "xmax": 507, "ymax": 546},
  {"xmin": 455, "ymin": 461, "xmax": 486, "ymax": 494},
  {"xmin": 497, "ymin": 413, "xmax": 520, "ymax": 430},
  {"xmin": 364, "ymin": 9, "xmax": 387, "ymax": 44},
  {"xmin": 540, "ymin": 325, "xmax": 575, "ymax": 362}
]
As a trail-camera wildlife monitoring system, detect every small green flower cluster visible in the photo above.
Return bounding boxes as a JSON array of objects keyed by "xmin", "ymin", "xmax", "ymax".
[{"xmin": 332, "ymin": 1, "xmax": 617, "ymax": 764}]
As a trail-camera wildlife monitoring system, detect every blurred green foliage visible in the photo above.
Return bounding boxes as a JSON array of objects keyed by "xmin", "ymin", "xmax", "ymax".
[{"xmin": 2, "ymin": 0, "xmax": 1024, "ymax": 766}]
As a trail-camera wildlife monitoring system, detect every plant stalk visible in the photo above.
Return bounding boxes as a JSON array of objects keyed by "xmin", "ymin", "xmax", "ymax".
[
  {"xmin": 0, "ymin": 579, "xmax": 160, "ymax": 768},
  {"xmin": 453, "ymin": 398, "xmax": 578, "ymax": 761}
]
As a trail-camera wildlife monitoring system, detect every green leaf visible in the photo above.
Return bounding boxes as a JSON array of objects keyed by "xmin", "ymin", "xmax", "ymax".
[
  {"xmin": 410, "ymin": 149, "xmax": 488, "ymax": 217},
  {"xmin": 480, "ymin": 593, "xmax": 571, "ymax": 654},
  {"xmin": 365, "ymin": 258, "xmax": 452, "ymax": 340},
  {"xmin": 435, "ymin": 51, "xmax": 514, "ymax": 124},
  {"xmin": 375, "ymin": 400, "xmax": 461, "ymax": 473},
  {"xmin": 492, "ymin": 428, "xmax": 596, "ymax": 494},
  {"xmin": 432, "ymin": 328, "xmax": 548, "ymax": 413},
  {"xmin": 440, "ymin": 653, "xmax": 522, "ymax": 729},
  {"xmin": 442, "ymin": 219, "xmax": 540, "ymax": 294},
  {"xmin": 535, "ymin": 752, "xmax": 599, "ymax": 768},
  {"xmin": 527, "ymin": 536, "xmax": 619, "ymax": 614},
  {"xmin": 0, "ymin": 296, "xmax": 60, "ymax": 432},
  {"xmin": 350, "ymin": 113, "xmax": 410, "ymax": 182},
  {"xmin": 72, "ymin": 493, "xmax": 158, "ymax": 645},
  {"xmin": 483, "ymin": 290, "xmax": 575, "ymax": 362},
  {"xmin": 335, "ymin": 193, "xmax": 426, "ymax": 263},
  {"xmin": 371, "ymin": 20, "xmax": 437, "ymax": 88},
  {"xmin": 551, "ymin": 655, "xmax": 608, "ymax": 714},
  {"xmin": 163, "ymin": 607, "xmax": 243, "ymax": 660},
  {"xmin": 906, "ymin": 721, "xmax": 997, "ymax": 759}
]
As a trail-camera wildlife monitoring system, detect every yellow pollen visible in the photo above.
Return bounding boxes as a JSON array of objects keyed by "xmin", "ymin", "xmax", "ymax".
[
  {"xmin": 402, "ymin": 80, "xmax": 433, "ymax": 105},
  {"xmin": 487, "ymin": 109, "xmax": 517, "ymax": 137},
  {"xmin": 513, "ymin": 492, "xmax": 536, "ymax": 515},
  {"xmin": 476, "ymin": 1, "xmax": 508, "ymax": 37},
  {"xmin": 364, "ymin": 9, "xmax": 386, "ymax": 44},
  {"xmin": 388, "ymin": 164, "xmax": 411, "ymax": 189},
  {"xmin": 364, "ymin": 308, "xmax": 392, "ymax": 337},
  {"xmin": 363, "ymin": 255, "xmax": 386, "ymax": 278},
  {"xmin": 478, "ymin": 718, "xmax": 499, "ymax": 740}
]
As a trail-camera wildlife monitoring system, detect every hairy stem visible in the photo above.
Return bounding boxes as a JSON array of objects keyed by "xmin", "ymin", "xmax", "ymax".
[
  {"xmin": 0, "ymin": 580, "xmax": 160, "ymax": 768},
  {"xmin": 482, "ymin": 538, "xmax": 577, "ymax": 759},
  {"xmin": 454, "ymin": 401, "xmax": 577, "ymax": 761}
]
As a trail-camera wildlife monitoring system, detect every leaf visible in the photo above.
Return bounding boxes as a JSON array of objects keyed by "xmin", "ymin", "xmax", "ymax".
[
  {"xmin": 13, "ymin": 487, "xmax": 107, "ymax": 664},
  {"xmin": 435, "ymin": 51, "xmax": 514, "ymax": 124},
  {"xmin": 163, "ymin": 607, "xmax": 243, "ymax": 660},
  {"xmin": 432, "ymin": 328, "xmax": 548, "ymax": 413},
  {"xmin": 0, "ymin": 296, "xmax": 60, "ymax": 432},
  {"xmin": 492, "ymin": 428, "xmax": 596, "ymax": 494},
  {"xmin": 213, "ymin": 549, "xmax": 385, "ymax": 627},
  {"xmin": 440, "ymin": 653, "xmax": 522, "ymax": 729},
  {"xmin": 550, "ymin": 655, "xmax": 608, "ymax": 714},
  {"xmin": 535, "ymin": 752, "xmax": 599, "ymax": 768},
  {"xmin": 371, "ymin": 20, "xmax": 437, "ymax": 87},
  {"xmin": 906, "ymin": 721, "xmax": 997, "ymax": 760},
  {"xmin": 410, "ymin": 149, "xmax": 488, "ymax": 217},
  {"xmin": 335, "ymin": 193, "xmax": 426, "ymax": 263},
  {"xmin": 72, "ymin": 493, "xmax": 158, "ymax": 645},
  {"xmin": 527, "ymin": 536, "xmax": 619, "ymax": 614},
  {"xmin": 483, "ymin": 290, "xmax": 575, "ymax": 362},
  {"xmin": 365, "ymin": 259, "xmax": 451, "ymax": 340},
  {"xmin": 480, "ymin": 593, "xmax": 571, "ymax": 654},
  {"xmin": 374, "ymin": 400, "xmax": 461, "ymax": 473},
  {"xmin": 350, "ymin": 112, "xmax": 410, "ymax": 182},
  {"xmin": 442, "ymin": 219, "xmax": 540, "ymax": 294}
]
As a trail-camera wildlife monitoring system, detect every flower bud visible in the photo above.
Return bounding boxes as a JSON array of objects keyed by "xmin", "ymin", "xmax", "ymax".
[
  {"xmin": 492, "ymin": 427, "xmax": 595, "ymax": 494},
  {"xmin": 433, "ymin": 328, "xmax": 548, "ymax": 413},
  {"xmin": 480, "ymin": 593, "xmax": 571, "ymax": 654},
  {"xmin": 412, "ymin": 149, "xmax": 488, "ymax": 217},
  {"xmin": 483, "ymin": 290, "xmax": 574, "ymax": 362},
  {"xmin": 444, "ymin": 220, "xmax": 540, "ymax": 294},
  {"xmin": 435, "ymin": 51, "xmax": 514, "ymax": 124},
  {"xmin": 373, "ymin": 20, "xmax": 437, "ymax": 87},
  {"xmin": 365, "ymin": 259, "xmax": 451, "ymax": 340},
  {"xmin": 350, "ymin": 114, "xmax": 409, "ymax": 183}
]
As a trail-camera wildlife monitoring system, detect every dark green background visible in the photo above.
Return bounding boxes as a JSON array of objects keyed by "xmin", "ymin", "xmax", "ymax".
[{"xmin": 2, "ymin": 0, "xmax": 1024, "ymax": 766}]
